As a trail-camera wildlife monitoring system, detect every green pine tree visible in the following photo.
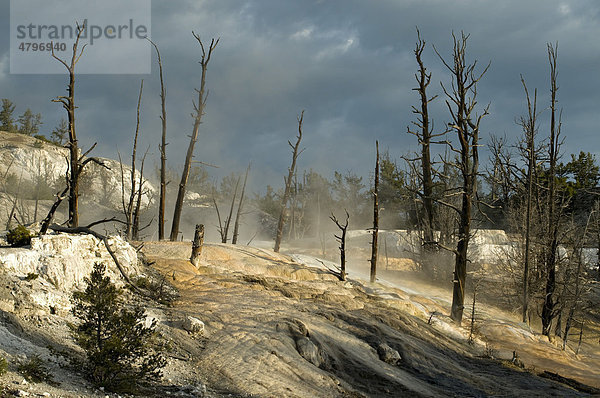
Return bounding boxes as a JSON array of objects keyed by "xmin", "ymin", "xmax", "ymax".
[
  {"xmin": 51, "ymin": 119, "xmax": 69, "ymax": 145},
  {"xmin": 71, "ymin": 263, "xmax": 166, "ymax": 392},
  {"xmin": 17, "ymin": 108, "xmax": 42, "ymax": 136},
  {"xmin": 0, "ymin": 99, "xmax": 16, "ymax": 132}
]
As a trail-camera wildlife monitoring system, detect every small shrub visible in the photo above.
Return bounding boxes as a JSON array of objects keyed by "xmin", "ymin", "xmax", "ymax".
[
  {"xmin": 71, "ymin": 263, "xmax": 166, "ymax": 392},
  {"xmin": 33, "ymin": 134, "xmax": 51, "ymax": 143},
  {"xmin": 0, "ymin": 355, "xmax": 7, "ymax": 375},
  {"xmin": 6, "ymin": 225, "xmax": 32, "ymax": 247},
  {"xmin": 134, "ymin": 275, "xmax": 177, "ymax": 306},
  {"xmin": 483, "ymin": 341, "xmax": 497, "ymax": 359},
  {"xmin": 24, "ymin": 273, "xmax": 39, "ymax": 281},
  {"xmin": 17, "ymin": 355, "xmax": 54, "ymax": 384},
  {"xmin": 0, "ymin": 384, "xmax": 16, "ymax": 398}
]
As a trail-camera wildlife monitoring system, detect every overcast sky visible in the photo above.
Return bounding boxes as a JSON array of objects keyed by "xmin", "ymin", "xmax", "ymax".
[{"xmin": 1, "ymin": 0, "xmax": 600, "ymax": 192}]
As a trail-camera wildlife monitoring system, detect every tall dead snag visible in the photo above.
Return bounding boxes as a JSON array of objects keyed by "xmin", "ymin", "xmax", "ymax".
[
  {"xmin": 407, "ymin": 28, "xmax": 440, "ymax": 260},
  {"xmin": 223, "ymin": 176, "xmax": 240, "ymax": 243},
  {"xmin": 562, "ymin": 214, "xmax": 591, "ymax": 350},
  {"xmin": 330, "ymin": 210, "xmax": 349, "ymax": 281},
  {"xmin": 190, "ymin": 224, "xmax": 205, "ymax": 267},
  {"xmin": 518, "ymin": 77, "xmax": 538, "ymax": 323},
  {"xmin": 212, "ymin": 191, "xmax": 226, "ymax": 242},
  {"xmin": 436, "ymin": 32, "xmax": 489, "ymax": 324},
  {"xmin": 132, "ymin": 147, "xmax": 150, "ymax": 240},
  {"xmin": 541, "ymin": 43, "xmax": 562, "ymax": 337},
  {"xmin": 370, "ymin": 141, "xmax": 380, "ymax": 283},
  {"xmin": 121, "ymin": 80, "xmax": 144, "ymax": 240},
  {"xmin": 274, "ymin": 111, "xmax": 305, "ymax": 253},
  {"xmin": 232, "ymin": 163, "xmax": 251, "ymax": 244},
  {"xmin": 170, "ymin": 34, "xmax": 219, "ymax": 241},
  {"xmin": 52, "ymin": 22, "xmax": 103, "ymax": 227},
  {"xmin": 148, "ymin": 39, "xmax": 168, "ymax": 241}
]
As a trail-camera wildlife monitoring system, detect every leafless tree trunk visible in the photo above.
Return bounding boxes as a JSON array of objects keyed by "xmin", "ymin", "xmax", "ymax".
[
  {"xmin": 408, "ymin": 29, "xmax": 440, "ymax": 256},
  {"xmin": 132, "ymin": 148, "xmax": 149, "ymax": 240},
  {"xmin": 190, "ymin": 224, "xmax": 205, "ymax": 267},
  {"xmin": 51, "ymin": 22, "xmax": 87, "ymax": 227},
  {"xmin": 288, "ymin": 173, "xmax": 298, "ymax": 241},
  {"xmin": 468, "ymin": 281, "xmax": 480, "ymax": 344},
  {"xmin": 51, "ymin": 22, "xmax": 107, "ymax": 229},
  {"xmin": 330, "ymin": 210, "xmax": 349, "ymax": 281},
  {"xmin": 212, "ymin": 190, "xmax": 226, "ymax": 242},
  {"xmin": 274, "ymin": 111, "xmax": 305, "ymax": 253},
  {"xmin": 170, "ymin": 34, "xmax": 219, "ymax": 241},
  {"xmin": 542, "ymin": 43, "xmax": 562, "ymax": 337},
  {"xmin": 435, "ymin": 32, "xmax": 490, "ymax": 324},
  {"xmin": 562, "ymin": 212, "xmax": 591, "ymax": 349},
  {"xmin": 370, "ymin": 141, "xmax": 380, "ymax": 283},
  {"xmin": 232, "ymin": 163, "xmax": 250, "ymax": 244},
  {"xmin": 39, "ymin": 185, "xmax": 69, "ymax": 235},
  {"xmin": 120, "ymin": 80, "xmax": 144, "ymax": 240},
  {"xmin": 223, "ymin": 176, "xmax": 240, "ymax": 243},
  {"xmin": 148, "ymin": 39, "xmax": 168, "ymax": 241},
  {"xmin": 518, "ymin": 77, "xmax": 538, "ymax": 323}
]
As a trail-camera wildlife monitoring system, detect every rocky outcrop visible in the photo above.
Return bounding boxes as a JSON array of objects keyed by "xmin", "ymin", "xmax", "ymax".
[
  {"xmin": 0, "ymin": 130, "xmax": 155, "ymax": 225},
  {"xmin": 0, "ymin": 233, "xmax": 140, "ymax": 292}
]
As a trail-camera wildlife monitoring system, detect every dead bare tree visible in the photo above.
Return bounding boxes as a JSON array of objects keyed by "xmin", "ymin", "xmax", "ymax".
[
  {"xmin": 223, "ymin": 176, "xmax": 240, "ymax": 243},
  {"xmin": 407, "ymin": 28, "xmax": 441, "ymax": 258},
  {"xmin": 562, "ymin": 214, "xmax": 591, "ymax": 350},
  {"xmin": 132, "ymin": 147, "xmax": 150, "ymax": 240},
  {"xmin": 541, "ymin": 43, "xmax": 563, "ymax": 337},
  {"xmin": 51, "ymin": 21, "xmax": 105, "ymax": 227},
  {"xmin": 212, "ymin": 189, "xmax": 226, "ymax": 242},
  {"xmin": 119, "ymin": 80, "xmax": 144, "ymax": 240},
  {"xmin": 148, "ymin": 39, "xmax": 168, "ymax": 241},
  {"xmin": 435, "ymin": 32, "xmax": 490, "ymax": 324},
  {"xmin": 232, "ymin": 163, "xmax": 251, "ymax": 244},
  {"xmin": 274, "ymin": 110, "xmax": 305, "ymax": 253},
  {"xmin": 370, "ymin": 141, "xmax": 380, "ymax": 283},
  {"xmin": 330, "ymin": 210, "xmax": 349, "ymax": 281},
  {"xmin": 170, "ymin": 34, "xmax": 219, "ymax": 241},
  {"xmin": 468, "ymin": 279, "xmax": 481, "ymax": 344},
  {"xmin": 518, "ymin": 76, "xmax": 539, "ymax": 323}
]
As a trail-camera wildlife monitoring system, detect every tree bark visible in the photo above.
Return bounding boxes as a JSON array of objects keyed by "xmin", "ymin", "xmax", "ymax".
[
  {"xmin": 370, "ymin": 141, "xmax": 380, "ymax": 283},
  {"xmin": 170, "ymin": 34, "xmax": 218, "ymax": 241},
  {"xmin": 274, "ymin": 111, "xmax": 304, "ymax": 253}
]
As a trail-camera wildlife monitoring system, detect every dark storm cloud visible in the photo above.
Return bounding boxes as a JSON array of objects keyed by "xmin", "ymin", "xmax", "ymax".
[{"xmin": 1, "ymin": 0, "xmax": 600, "ymax": 189}]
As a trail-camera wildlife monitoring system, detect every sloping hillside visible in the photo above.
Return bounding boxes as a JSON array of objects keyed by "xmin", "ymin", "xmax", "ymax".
[
  {"xmin": 142, "ymin": 241, "xmax": 600, "ymax": 397},
  {"xmin": 1, "ymin": 234, "xmax": 599, "ymax": 397}
]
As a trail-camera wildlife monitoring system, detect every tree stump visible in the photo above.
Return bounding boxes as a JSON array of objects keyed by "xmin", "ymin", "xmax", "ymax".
[{"xmin": 190, "ymin": 224, "xmax": 204, "ymax": 267}]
